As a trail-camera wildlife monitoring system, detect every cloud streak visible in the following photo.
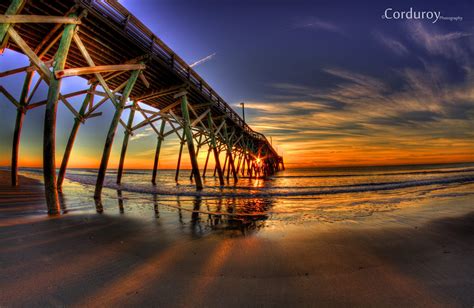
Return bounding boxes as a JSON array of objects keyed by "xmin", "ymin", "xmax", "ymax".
[
  {"xmin": 373, "ymin": 31, "xmax": 409, "ymax": 56},
  {"xmin": 408, "ymin": 22, "xmax": 472, "ymax": 68},
  {"xmin": 294, "ymin": 17, "xmax": 344, "ymax": 35},
  {"xmin": 131, "ymin": 127, "xmax": 155, "ymax": 141},
  {"xmin": 190, "ymin": 52, "xmax": 216, "ymax": 68}
]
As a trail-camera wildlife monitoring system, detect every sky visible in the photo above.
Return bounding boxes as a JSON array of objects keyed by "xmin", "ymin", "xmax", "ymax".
[{"xmin": 1, "ymin": 0, "xmax": 473, "ymax": 169}]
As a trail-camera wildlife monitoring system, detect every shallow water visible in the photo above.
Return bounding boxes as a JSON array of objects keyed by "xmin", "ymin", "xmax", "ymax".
[{"xmin": 12, "ymin": 163, "xmax": 474, "ymax": 230}]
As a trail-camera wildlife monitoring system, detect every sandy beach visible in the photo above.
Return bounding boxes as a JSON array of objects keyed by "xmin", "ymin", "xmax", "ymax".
[{"xmin": 0, "ymin": 170, "xmax": 473, "ymax": 307}]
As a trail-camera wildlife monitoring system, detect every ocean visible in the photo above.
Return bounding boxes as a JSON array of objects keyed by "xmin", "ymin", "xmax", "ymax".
[{"xmin": 12, "ymin": 162, "xmax": 474, "ymax": 227}]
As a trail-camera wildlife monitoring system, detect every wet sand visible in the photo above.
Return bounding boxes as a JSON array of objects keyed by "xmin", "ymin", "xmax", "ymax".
[{"xmin": 1, "ymin": 170, "xmax": 473, "ymax": 307}]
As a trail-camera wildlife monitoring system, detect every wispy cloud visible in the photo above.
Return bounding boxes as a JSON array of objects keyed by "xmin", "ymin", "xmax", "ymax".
[
  {"xmin": 190, "ymin": 52, "xmax": 216, "ymax": 68},
  {"xmin": 373, "ymin": 31, "xmax": 409, "ymax": 56},
  {"xmin": 324, "ymin": 68, "xmax": 388, "ymax": 91},
  {"xmin": 408, "ymin": 22, "xmax": 472, "ymax": 66},
  {"xmin": 245, "ymin": 53, "xmax": 474, "ymax": 166},
  {"xmin": 131, "ymin": 127, "xmax": 155, "ymax": 141},
  {"xmin": 294, "ymin": 17, "xmax": 344, "ymax": 35}
]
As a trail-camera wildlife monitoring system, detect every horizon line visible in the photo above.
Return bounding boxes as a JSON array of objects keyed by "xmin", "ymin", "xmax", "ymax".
[{"xmin": 1, "ymin": 161, "xmax": 473, "ymax": 171}]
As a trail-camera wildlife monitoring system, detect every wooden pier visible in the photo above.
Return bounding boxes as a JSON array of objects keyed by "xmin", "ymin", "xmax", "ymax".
[{"xmin": 0, "ymin": 0, "xmax": 284, "ymax": 214}]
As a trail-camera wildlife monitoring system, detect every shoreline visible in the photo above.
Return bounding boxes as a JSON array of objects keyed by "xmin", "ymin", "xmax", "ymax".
[{"xmin": 1, "ymin": 170, "xmax": 473, "ymax": 306}]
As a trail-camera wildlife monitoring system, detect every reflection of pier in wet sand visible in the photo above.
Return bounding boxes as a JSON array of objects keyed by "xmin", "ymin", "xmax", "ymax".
[{"xmin": 95, "ymin": 187, "xmax": 273, "ymax": 235}]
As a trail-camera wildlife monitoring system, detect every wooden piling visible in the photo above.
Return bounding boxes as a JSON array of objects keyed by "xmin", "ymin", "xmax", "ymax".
[
  {"xmin": 151, "ymin": 119, "xmax": 166, "ymax": 184},
  {"xmin": 190, "ymin": 138, "xmax": 201, "ymax": 180},
  {"xmin": 248, "ymin": 157, "xmax": 253, "ymax": 179},
  {"xmin": 222, "ymin": 152, "xmax": 228, "ymax": 177},
  {"xmin": 94, "ymin": 68, "xmax": 141, "ymax": 199},
  {"xmin": 223, "ymin": 123, "xmax": 238, "ymax": 182},
  {"xmin": 207, "ymin": 113, "xmax": 224, "ymax": 185},
  {"xmin": 43, "ymin": 17, "xmax": 77, "ymax": 214},
  {"xmin": 116, "ymin": 100, "xmax": 137, "ymax": 184},
  {"xmin": 202, "ymin": 147, "xmax": 211, "ymax": 177},
  {"xmin": 226, "ymin": 153, "xmax": 231, "ymax": 180},
  {"xmin": 11, "ymin": 70, "xmax": 33, "ymax": 186},
  {"xmin": 180, "ymin": 94, "xmax": 203, "ymax": 190},
  {"xmin": 11, "ymin": 110, "xmax": 25, "ymax": 186},
  {"xmin": 57, "ymin": 86, "xmax": 94, "ymax": 190},
  {"xmin": 175, "ymin": 140, "xmax": 184, "ymax": 183},
  {"xmin": 235, "ymin": 153, "xmax": 242, "ymax": 175}
]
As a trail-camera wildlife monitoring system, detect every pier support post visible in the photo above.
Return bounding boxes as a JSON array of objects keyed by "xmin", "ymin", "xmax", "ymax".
[
  {"xmin": 94, "ymin": 68, "xmax": 141, "ymax": 199},
  {"xmin": 57, "ymin": 86, "xmax": 94, "ymax": 191},
  {"xmin": 248, "ymin": 156, "xmax": 253, "ymax": 179},
  {"xmin": 202, "ymin": 147, "xmax": 211, "ymax": 177},
  {"xmin": 190, "ymin": 135, "xmax": 202, "ymax": 180},
  {"xmin": 226, "ymin": 153, "xmax": 232, "ymax": 180},
  {"xmin": 207, "ymin": 113, "xmax": 224, "ymax": 185},
  {"xmin": 11, "ymin": 109, "xmax": 25, "ymax": 186},
  {"xmin": 223, "ymin": 123, "xmax": 238, "ymax": 183},
  {"xmin": 222, "ymin": 153, "xmax": 228, "ymax": 177},
  {"xmin": 213, "ymin": 147, "xmax": 222, "ymax": 177},
  {"xmin": 175, "ymin": 140, "xmax": 184, "ymax": 183},
  {"xmin": 43, "ymin": 18, "xmax": 77, "ymax": 214},
  {"xmin": 151, "ymin": 119, "xmax": 166, "ymax": 184},
  {"xmin": 179, "ymin": 93, "xmax": 203, "ymax": 190},
  {"xmin": 117, "ymin": 100, "xmax": 137, "ymax": 184},
  {"xmin": 235, "ymin": 153, "xmax": 242, "ymax": 175},
  {"xmin": 11, "ymin": 71, "xmax": 33, "ymax": 186}
]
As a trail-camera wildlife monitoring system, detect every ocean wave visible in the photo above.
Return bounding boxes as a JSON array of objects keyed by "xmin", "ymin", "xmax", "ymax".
[
  {"xmin": 270, "ymin": 168, "xmax": 474, "ymax": 179},
  {"xmin": 66, "ymin": 173, "xmax": 474, "ymax": 198}
]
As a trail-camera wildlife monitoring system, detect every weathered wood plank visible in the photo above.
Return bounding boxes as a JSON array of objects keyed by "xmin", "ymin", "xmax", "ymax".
[
  {"xmin": 0, "ymin": 15, "xmax": 81, "ymax": 24},
  {"xmin": 54, "ymin": 64, "xmax": 146, "ymax": 78}
]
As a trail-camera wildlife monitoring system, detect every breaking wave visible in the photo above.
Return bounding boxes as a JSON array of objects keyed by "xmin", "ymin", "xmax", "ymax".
[{"xmin": 66, "ymin": 172, "xmax": 474, "ymax": 198}]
